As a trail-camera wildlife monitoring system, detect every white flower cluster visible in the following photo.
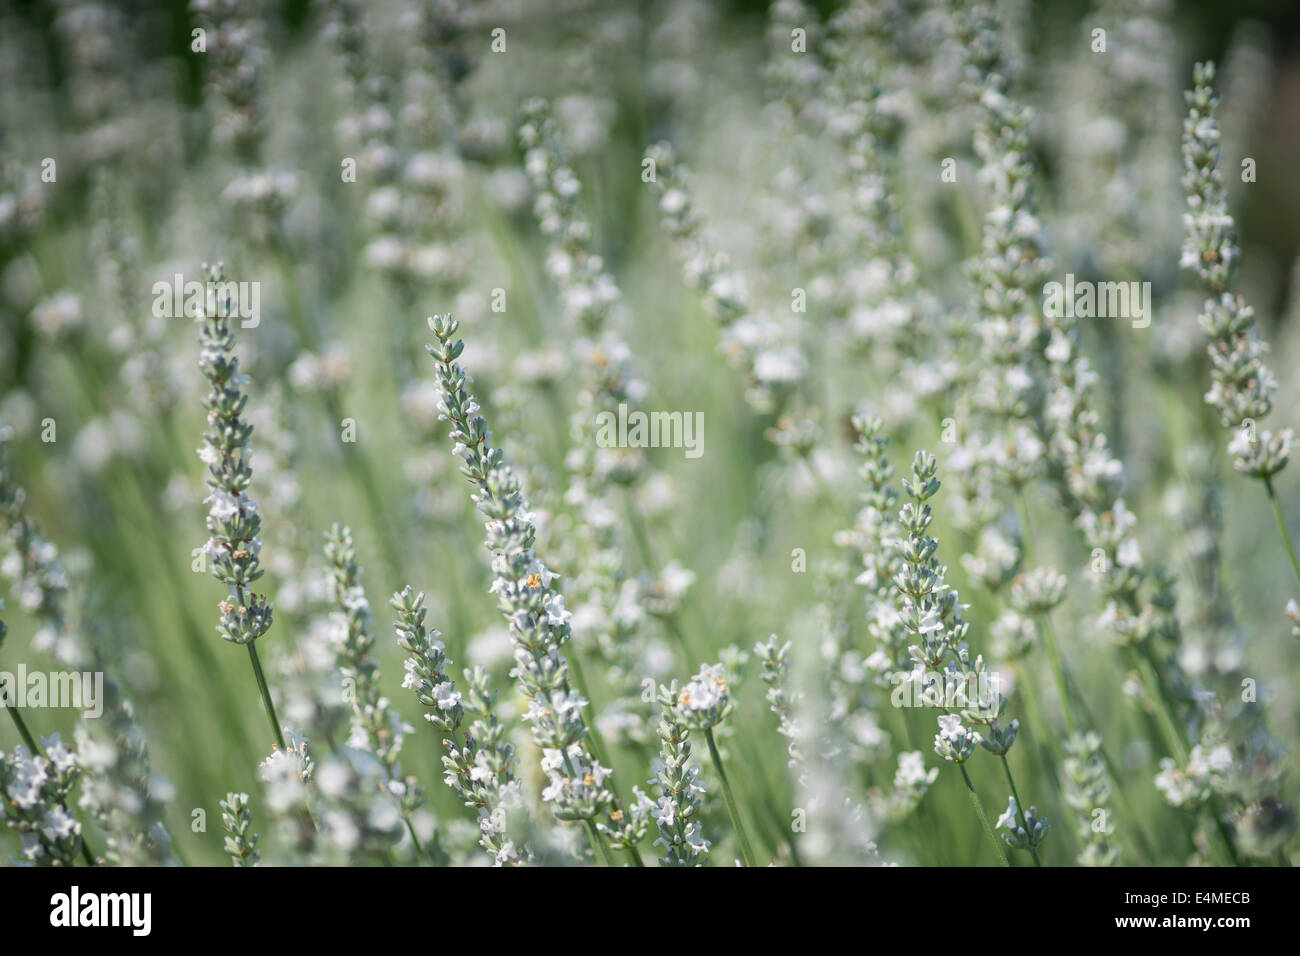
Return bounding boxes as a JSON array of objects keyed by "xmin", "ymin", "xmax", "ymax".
[
  {"xmin": 996, "ymin": 796, "xmax": 1050, "ymax": 851},
  {"xmin": 1181, "ymin": 61, "xmax": 1292, "ymax": 481},
  {"xmin": 649, "ymin": 682, "xmax": 710, "ymax": 865},
  {"xmin": 323, "ymin": 525, "xmax": 425, "ymax": 855},
  {"xmin": 676, "ymin": 663, "xmax": 733, "ymax": 731},
  {"xmin": 0, "ymin": 734, "xmax": 83, "ymax": 866},
  {"xmin": 645, "ymin": 141, "xmax": 807, "ymax": 415},
  {"xmin": 427, "ymin": 314, "xmax": 646, "ymax": 858},
  {"xmin": 197, "ymin": 263, "xmax": 274, "ymax": 647},
  {"xmin": 1062, "ymin": 732, "xmax": 1120, "ymax": 866},
  {"xmin": 220, "ymin": 791, "xmax": 259, "ymax": 866},
  {"xmin": 518, "ymin": 98, "xmax": 662, "ymax": 747}
]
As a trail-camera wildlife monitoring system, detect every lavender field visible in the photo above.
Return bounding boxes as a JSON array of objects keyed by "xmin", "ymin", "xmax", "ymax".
[{"xmin": 1, "ymin": 0, "xmax": 1298, "ymax": 870}]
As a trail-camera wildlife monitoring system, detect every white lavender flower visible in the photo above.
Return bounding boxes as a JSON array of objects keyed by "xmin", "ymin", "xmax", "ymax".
[
  {"xmin": 649, "ymin": 682, "xmax": 709, "ymax": 866},
  {"xmin": 1181, "ymin": 61, "xmax": 1292, "ymax": 481},
  {"xmin": 933, "ymin": 713, "xmax": 977, "ymax": 764},
  {"xmin": 996, "ymin": 795, "xmax": 1050, "ymax": 851},
  {"xmin": 676, "ymin": 663, "xmax": 733, "ymax": 731},
  {"xmin": 427, "ymin": 313, "xmax": 636, "ymax": 860},
  {"xmin": 1062, "ymin": 732, "xmax": 1120, "ymax": 866},
  {"xmin": 1, "ymin": 735, "xmax": 82, "ymax": 866},
  {"xmin": 219, "ymin": 791, "xmax": 259, "ymax": 866},
  {"xmin": 197, "ymin": 263, "xmax": 274, "ymax": 649},
  {"xmin": 323, "ymin": 526, "xmax": 426, "ymax": 859}
]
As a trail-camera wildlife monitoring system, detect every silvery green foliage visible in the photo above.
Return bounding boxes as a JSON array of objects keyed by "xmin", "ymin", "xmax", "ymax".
[
  {"xmin": 895, "ymin": 451, "xmax": 969, "ymax": 673},
  {"xmin": 756, "ymin": 636, "xmax": 801, "ymax": 770},
  {"xmin": 393, "ymin": 586, "xmax": 463, "ymax": 735},
  {"xmin": 322, "ymin": 526, "xmax": 426, "ymax": 856},
  {"xmin": 197, "ymin": 263, "xmax": 273, "ymax": 647},
  {"xmin": 393, "ymin": 585, "xmax": 527, "ymax": 865},
  {"xmin": 517, "ymin": 98, "xmax": 659, "ymax": 747},
  {"xmin": 91, "ymin": 180, "xmax": 180, "ymax": 414},
  {"xmin": 2, "ymin": 429, "xmax": 175, "ymax": 865},
  {"xmin": 840, "ymin": 415, "xmax": 907, "ymax": 685},
  {"xmin": 951, "ymin": 4, "xmax": 1206, "ymax": 840},
  {"xmin": 192, "ymin": 0, "xmax": 295, "ymax": 243},
  {"xmin": 645, "ymin": 141, "xmax": 807, "ymax": 415},
  {"xmin": 457, "ymin": 667, "xmax": 529, "ymax": 864},
  {"xmin": 426, "ymin": 313, "xmax": 642, "ymax": 852},
  {"xmin": 996, "ymin": 795, "xmax": 1049, "ymax": 851},
  {"xmin": 649, "ymin": 682, "xmax": 709, "ymax": 866},
  {"xmin": 1181, "ymin": 61, "xmax": 1292, "ymax": 481},
  {"xmin": 220, "ymin": 791, "xmax": 260, "ymax": 866},
  {"xmin": 1062, "ymin": 732, "xmax": 1119, "ymax": 867},
  {"xmin": 73, "ymin": 674, "xmax": 176, "ymax": 867},
  {"xmin": 821, "ymin": 2, "xmax": 944, "ymax": 406},
  {"xmin": 896, "ymin": 451, "xmax": 1032, "ymax": 836},
  {"xmin": 0, "ymin": 148, "xmax": 44, "ymax": 247},
  {"xmin": 191, "ymin": 0, "xmax": 268, "ymax": 163},
  {"xmin": 0, "ymin": 428, "xmax": 69, "ymax": 654},
  {"xmin": 1055, "ymin": 0, "xmax": 1181, "ymax": 281},
  {"xmin": 1, "ymin": 734, "xmax": 82, "ymax": 866}
]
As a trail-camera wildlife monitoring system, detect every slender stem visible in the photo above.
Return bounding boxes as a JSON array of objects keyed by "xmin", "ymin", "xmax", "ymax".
[
  {"xmin": 1131, "ymin": 646, "xmax": 1237, "ymax": 866},
  {"xmin": 1016, "ymin": 492, "xmax": 1078, "ymax": 734},
  {"xmin": 403, "ymin": 816, "xmax": 426, "ymax": 863},
  {"xmin": 622, "ymin": 488, "xmax": 658, "ymax": 571},
  {"xmin": 1070, "ymin": 688, "xmax": 1160, "ymax": 865},
  {"xmin": 5, "ymin": 703, "xmax": 39, "ymax": 753},
  {"xmin": 566, "ymin": 650, "xmax": 614, "ymax": 773},
  {"xmin": 585, "ymin": 818, "xmax": 612, "ymax": 866},
  {"xmin": 1037, "ymin": 613, "xmax": 1077, "ymax": 737},
  {"xmin": 704, "ymin": 727, "xmax": 758, "ymax": 867},
  {"xmin": 245, "ymin": 641, "xmax": 286, "ymax": 751},
  {"xmin": 1264, "ymin": 477, "xmax": 1300, "ymax": 592},
  {"xmin": 999, "ymin": 754, "xmax": 1042, "ymax": 867},
  {"xmin": 1131, "ymin": 646, "xmax": 1189, "ymax": 766},
  {"xmin": 1015, "ymin": 490, "xmax": 1037, "ymax": 567},
  {"xmin": 957, "ymin": 764, "xmax": 1009, "ymax": 867},
  {"xmin": 559, "ymin": 749, "xmax": 611, "ymax": 866}
]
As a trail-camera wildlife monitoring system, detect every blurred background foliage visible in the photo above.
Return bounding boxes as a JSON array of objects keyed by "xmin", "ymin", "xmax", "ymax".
[{"xmin": 0, "ymin": 0, "xmax": 1298, "ymax": 865}]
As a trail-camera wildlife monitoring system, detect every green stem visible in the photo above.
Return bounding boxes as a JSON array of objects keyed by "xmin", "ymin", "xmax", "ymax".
[
  {"xmin": 1131, "ymin": 646, "xmax": 1189, "ymax": 766},
  {"xmin": 5, "ymin": 702, "xmax": 39, "ymax": 753},
  {"xmin": 958, "ymin": 764, "xmax": 1009, "ymax": 866},
  {"xmin": 1131, "ymin": 646, "xmax": 1237, "ymax": 866},
  {"xmin": 585, "ymin": 818, "xmax": 613, "ymax": 866},
  {"xmin": 622, "ymin": 487, "xmax": 658, "ymax": 571},
  {"xmin": 1264, "ymin": 477, "xmax": 1300, "ymax": 593},
  {"xmin": 245, "ymin": 640, "xmax": 286, "ymax": 751},
  {"xmin": 1038, "ymin": 613, "xmax": 1077, "ymax": 737},
  {"xmin": 704, "ymin": 727, "xmax": 758, "ymax": 867},
  {"xmin": 402, "ymin": 815, "xmax": 427, "ymax": 863},
  {"xmin": 999, "ymin": 754, "xmax": 1042, "ymax": 866},
  {"xmin": 566, "ymin": 650, "xmax": 614, "ymax": 774}
]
